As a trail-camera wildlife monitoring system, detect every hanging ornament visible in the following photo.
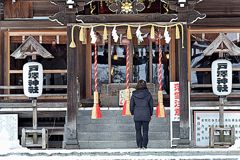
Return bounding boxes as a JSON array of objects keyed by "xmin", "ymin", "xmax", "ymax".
[
  {"xmin": 79, "ymin": 27, "xmax": 85, "ymax": 42},
  {"xmin": 90, "ymin": 27, "xmax": 97, "ymax": 44},
  {"xmin": 175, "ymin": 25, "xmax": 180, "ymax": 40},
  {"xmin": 103, "ymin": 26, "xmax": 108, "ymax": 41},
  {"xmin": 91, "ymin": 43, "xmax": 102, "ymax": 119},
  {"xmin": 70, "ymin": 36, "xmax": 76, "ymax": 48},
  {"xmin": 136, "ymin": 25, "xmax": 143, "ymax": 43},
  {"xmin": 122, "ymin": 44, "xmax": 131, "ymax": 116},
  {"xmin": 150, "ymin": 25, "xmax": 155, "ymax": 40},
  {"xmin": 164, "ymin": 26, "xmax": 171, "ymax": 44},
  {"xmin": 112, "ymin": 26, "xmax": 119, "ymax": 42},
  {"xmin": 127, "ymin": 25, "xmax": 132, "ymax": 40},
  {"xmin": 155, "ymin": 38, "xmax": 166, "ymax": 118}
]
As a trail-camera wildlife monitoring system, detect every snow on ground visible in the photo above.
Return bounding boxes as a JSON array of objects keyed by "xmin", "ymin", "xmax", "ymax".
[
  {"xmin": 0, "ymin": 148, "xmax": 240, "ymax": 160},
  {"xmin": 230, "ymin": 139, "xmax": 240, "ymax": 149},
  {"xmin": 1, "ymin": 155, "xmax": 239, "ymax": 160}
]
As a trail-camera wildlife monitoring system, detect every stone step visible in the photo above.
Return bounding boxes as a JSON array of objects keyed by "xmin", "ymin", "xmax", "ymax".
[
  {"xmin": 78, "ymin": 140, "xmax": 171, "ymax": 149},
  {"xmin": 77, "ymin": 124, "xmax": 169, "ymax": 132},
  {"xmin": 78, "ymin": 109, "xmax": 170, "ymax": 117},
  {"xmin": 77, "ymin": 110, "xmax": 170, "ymax": 125},
  {"xmin": 78, "ymin": 132, "xmax": 170, "ymax": 141},
  {"xmin": 77, "ymin": 109, "xmax": 171, "ymax": 149}
]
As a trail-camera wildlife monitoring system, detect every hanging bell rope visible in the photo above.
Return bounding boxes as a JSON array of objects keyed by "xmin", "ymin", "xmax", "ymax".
[
  {"xmin": 156, "ymin": 34, "xmax": 166, "ymax": 118},
  {"xmin": 122, "ymin": 44, "xmax": 131, "ymax": 116},
  {"xmin": 91, "ymin": 42, "xmax": 102, "ymax": 119}
]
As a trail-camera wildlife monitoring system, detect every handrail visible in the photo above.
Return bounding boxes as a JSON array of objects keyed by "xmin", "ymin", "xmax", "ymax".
[
  {"xmin": 9, "ymin": 70, "xmax": 67, "ymax": 74},
  {"xmin": 0, "ymin": 94, "xmax": 67, "ymax": 97},
  {"xmin": 0, "ymin": 85, "xmax": 67, "ymax": 89},
  {"xmin": 191, "ymin": 84, "xmax": 240, "ymax": 88},
  {"xmin": 192, "ymin": 68, "xmax": 240, "ymax": 72},
  {"xmin": 0, "ymin": 85, "xmax": 67, "ymax": 99}
]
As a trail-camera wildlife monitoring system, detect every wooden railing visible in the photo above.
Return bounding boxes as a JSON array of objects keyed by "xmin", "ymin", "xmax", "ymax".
[{"xmin": 0, "ymin": 85, "xmax": 67, "ymax": 99}]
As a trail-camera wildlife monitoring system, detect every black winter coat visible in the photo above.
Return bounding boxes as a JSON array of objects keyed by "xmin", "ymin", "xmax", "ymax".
[{"xmin": 130, "ymin": 89, "xmax": 153, "ymax": 121}]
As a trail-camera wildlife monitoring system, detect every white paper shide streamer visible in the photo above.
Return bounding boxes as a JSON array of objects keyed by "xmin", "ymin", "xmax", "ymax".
[
  {"xmin": 90, "ymin": 27, "xmax": 97, "ymax": 44},
  {"xmin": 136, "ymin": 25, "xmax": 144, "ymax": 43},
  {"xmin": 164, "ymin": 27, "xmax": 171, "ymax": 44},
  {"xmin": 112, "ymin": 26, "xmax": 119, "ymax": 43}
]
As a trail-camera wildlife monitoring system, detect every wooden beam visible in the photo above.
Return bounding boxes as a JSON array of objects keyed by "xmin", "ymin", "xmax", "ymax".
[
  {"xmin": 195, "ymin": 0, "xmax": 240, "ymax": 17},
  {"xmin": 0, "ymin": 20, "xmax": 64, "ymax": 28},
  {"xmin": 192, "ymin": 18, "xmax": 240, "ymax": 27},
  {"xmin": 9, "ymin": 70, "xmax": 67, "ymax": 74},
  {"xmin": 4, "ymin": 0, "xmax": 33, "ymax": 18},
  {"xmin": 76, "ymin": 13, "xmax": 178, "ymax": 23},
  {"xmin": 8, "ymin": 30, "xmax": 66, "ymax": 36}
]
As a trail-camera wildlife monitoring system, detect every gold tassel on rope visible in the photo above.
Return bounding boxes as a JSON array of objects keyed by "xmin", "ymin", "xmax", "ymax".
[
  {"xmin": 103, "ymin": 26, "xmax": 108, "ymax": 41},
  {"xmin": 127, "ymin": 25, "xmax": 132, "ymax": 40},
  {"xmin": 175, "ymin": 25, "xmax": 180, "ymax": 40},
  {"xmin": 82, "ymin": 28, "xmax": 87, "ymax": 44},
  {"xmin": 70, "ymin": 25, "xmax": 76, "ymax": 48},
  {"xmin": 91, "ymin": 91, "xmax": 102, "ymax": 119},
  {"xmin": 70, "ymin": 23, "xmax": 184, "ymax": 48},
  {"xmin": 156, "ymin": 91, "xmax": 166, "ymax": 118},
  {"xmin": 122, "ymin": 89, "xmax": 131, "ymax": 116},
  {"xmin": 79, "ymin": 27, "xmax": 85, "ymax": 42},
  {"xmin": 150, "ymin": 25, "xmax": 155, "ymax": 39}
]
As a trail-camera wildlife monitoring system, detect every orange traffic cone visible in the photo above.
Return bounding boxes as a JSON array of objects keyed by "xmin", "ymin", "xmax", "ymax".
[
  {"xmin": 91, "ymin": 91, "xmax": 102, "ymax": 119},
  {"xmin": 156, "ymin": 91, "xmax": 166, "ymax": 118},
  {"xmin": 122, "ymin": 89, "xmax": 131, "ymax": 116}
]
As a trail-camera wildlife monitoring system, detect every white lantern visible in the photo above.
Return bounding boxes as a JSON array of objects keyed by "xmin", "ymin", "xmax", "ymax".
[
  {"xmin": 178, "ymin": 0, "xmax": 186, "ymax": 7},
  {"xmin": 211, "ymin": 59, "xmax": 232, "ymax": 96},
  {"xmin": 23, "ymin": 62, "xmax": 43, "ymax": 98},
  {"xmin": 66, "ymin": 0, "xmax": 74, "ymax": 9}
]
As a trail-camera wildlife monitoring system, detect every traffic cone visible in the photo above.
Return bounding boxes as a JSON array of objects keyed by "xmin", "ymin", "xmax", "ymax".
[
  {"xmin": 156, "ymin": 91, "xmax": 166, "ymax": 118},
  {"xmin": 91, "ymin": 91, "xmax": 102, "ymax": 119}
]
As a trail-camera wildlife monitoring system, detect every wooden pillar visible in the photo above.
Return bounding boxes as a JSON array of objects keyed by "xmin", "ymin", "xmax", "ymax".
[
  {"xmin": 149, "ymin": 40, "xmax": 153, "ymax": 83},
  {"xmin": 108, "ymin": 34, "xmax": 112, "ymax": 83},
  {"xmin": 178, "ymin": 24, "xmax": 190, "ymax": 146},
  {"xmin": 129, "ymin": 41, "xmax": 133, "ymax": 83},
  {"xmin": 63, "ymin": 25, "xmax": 80, "ymax": 149},
  {"xmin": 0, "ymin": 1, "xmax": 3, "ymax": 20},
  {"xmin": 78, "ymin": 30, "xmax": 86, "ymax": 99},
  {"xmin": 0, "ymin": 1, "xmax": 4, "ymax": 89},
  {"xmin": 3, "ymin": 31, "xmax": 10, "ymax": 95},
  {"xmin": 0, "ymin": 29, "xmax": 3, "ymax": 92},
  {"xmin": 85, "ymin": 29, "xmax": 92, "ymax": 98}
]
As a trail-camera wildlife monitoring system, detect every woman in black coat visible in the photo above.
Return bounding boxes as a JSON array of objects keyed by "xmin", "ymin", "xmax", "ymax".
[{"xmin": 130, "ymin": 80, "xmax": 153, "ymax": 149}]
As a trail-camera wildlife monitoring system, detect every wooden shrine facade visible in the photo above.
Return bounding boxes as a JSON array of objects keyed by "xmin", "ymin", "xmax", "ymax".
[{"xmin": 1, "ymin": 0, "xmax": 240, "ymax": 148}]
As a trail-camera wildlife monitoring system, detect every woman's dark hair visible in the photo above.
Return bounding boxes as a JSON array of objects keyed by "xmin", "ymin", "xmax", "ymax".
[{"xmin": 136, "ymin": 80, "xmax": 147, "ymax": 90}]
